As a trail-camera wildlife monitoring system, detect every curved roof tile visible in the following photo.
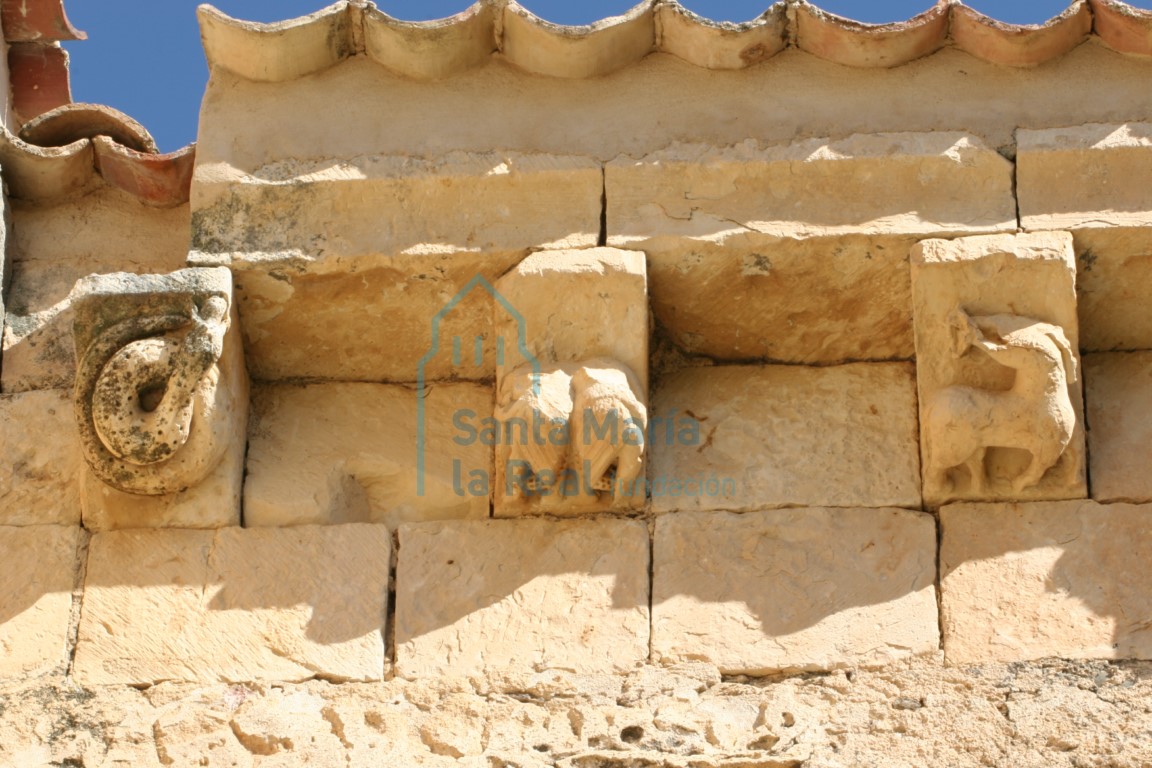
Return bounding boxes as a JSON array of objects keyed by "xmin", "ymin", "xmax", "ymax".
[
  {"xmin": 1091, "ymin": 0, "xmax": 1152, "ymax": 56},
  {"xmin": 198, "ymin": 0, "xmax": 1152, "ymax": 81},
  {"xmin": 362, "ymin": 3, "xmax": 495, "ymax": 80},
  {"xmin": 792, "ymin": 1, "xmax": 950, "ymax": 68},
  {"xmin": 4, "ymin": 103, "xmax": 193, "ymax": 207},
  {"xmin": 951, "ymin": 2, "xmax": 1093, "ymax": 67},
  {"xmin": 654, "ymin": 2, "xmax": 787, "ymax": 70},
  {"xmin": 1, "ymin": 0, "xmax": 84, "ymax": 42}
]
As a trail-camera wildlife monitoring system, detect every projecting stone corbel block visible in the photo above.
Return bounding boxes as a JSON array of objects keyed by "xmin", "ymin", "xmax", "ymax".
[
  {"xmin": 911, "ymin": 232, "xmax": 1086, "ymax": 508},
  {"xmin": 71, "ymin": 266, "xmax": 248, "ymax": 530},
  {"xmin": 491, "ymin": 248, "xmax": 649, "ymax": 517}
]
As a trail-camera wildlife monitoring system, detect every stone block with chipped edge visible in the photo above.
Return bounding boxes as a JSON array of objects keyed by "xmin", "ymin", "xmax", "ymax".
[
  {"xmin": 1085, "ymin": 352, "xmax": 1152, "ymax": 503},
  {"xmin": 1073, "ymin": 227, "xmax": 1152, "ymax": 352},
  {"xmin": 78, "ymin": 301, "xmax": 248, "ymax": 531},
  {"xmin": 649, "ymin": 362, "xmax": 921, "ymax": 513},
  {"xmin": 1018, "ymin": 122, "xmax": 1152, "ymax": 231},
  {"xmin": 940, "ymin": 500, "xmax": 1152, "ymax": 665},
  {"xmin": 494, "ymin": 248, "xmax": 649, "ymax": 387},
  {"xmin": 606, "ymin": 133, "xmax": 1012, "ymax": 365},
  {"xmin": 0, "ymin": 389, "xmax": 81, "ymax": 526},
  {"xmin": 73, "ymin": 524, "xmax": 391, "ymax": 685},
  {"xmin": 188, "ymin": 153, "xmax": 601, "ymax": 382},
  {"xmin": 911, "ymin": 232, "xmax": 1086, "ymax": 507},
  {"xmin": 607, "ymin": 133, "xmax": 1015, "ymax": 245},
  {"xmin": 394, "ymin": 519, "xmax": 649, "ymax": 682},
  {"xmin": 244, "ymin": 381, "xmax": 491, "ymax": 528},
  {"xmin": 492, "ymin": 248, "xmax": 649, "ymax": 518},
  {"xmin": 645, "ymin": 233, "xmax": 919, "ymax": 364},
  {"xmin": 652, "ymin": 508, "xmax": 939, "ymax": 675},
  {"xmin": 0, "ymin": 525, "xmax": 82, "ymax": 679},
  {"xmin": 1, "ymin": 189, "xmax": 190, "ymax": 393}
]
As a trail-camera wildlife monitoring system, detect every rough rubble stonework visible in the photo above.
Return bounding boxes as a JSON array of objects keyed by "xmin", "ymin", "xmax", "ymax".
[{"xmin": 3, "ymin": 0, "xmax": 1152, "ymax": 765}]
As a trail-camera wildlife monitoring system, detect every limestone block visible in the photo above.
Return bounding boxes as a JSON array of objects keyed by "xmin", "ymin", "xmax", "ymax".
[
  {"xmin": 189, "ymin": 152, "xmax": 601, "ymax": 382},
  {"xmin": 1073, "ymin": 227, "xmax": 1152, "ymax": 352},
  {"xmin": 646, "ymin": 233, "xmax": 919, "ymax": 363},
  {"xmin": 0, "ymin": 525, "xmax": 82, "ymax": 678},
  {"xmin": 605, "ymin": 132, "xmax": 1011, "ymax": 366},
  {"xmin": 1, "ymin": 189, "xmax": 190, "ymax": 393},
  {"xmin": 607, "ymin": 133, "xmax": 1014, "ymax": 244},
  {"xmin": 73, "ymin": 524, "xmax": 390, "ymax": 684},
  {"xmin": 1018, "ymin": 122, "xmax": 1152, "ymax": 231},
  {"xmin": 70, "ymin": 268, "xmax": 248, "ymax": 530},
  {"xmin": 649, "ymin": 363, "xmax": 921, "ymax": 512},
  {"xmin": 494, "ymin": 249, "xmax": 649, "ymax": 385},
  {"xmin": 244, "ymin": 381, "xmax": 491, "ymax": 528},
  {"xmin": 394, "ymin": 519, "xmax": 649, "ymax": 681},
  {"xmin": 0, "ymin": 389, "xmax": 81, "ymax": 526},
  {"xmin": 652, "ymin": 508, "xmax": 939, "ymax": 674},
  {"xmin": 911, "ymin": 232, "xmax": 1086, "ymax": 507},
  {"xmin": 1084, "ymin": 352, "xmax": 1152, "ymax": 503},
  {"xmin": 492, "ymin": 249, "xmax": 650, "ymax": 516},
  {"xmin": 940, "ymin": 500, "xmax": 1152, "ymax": 664}
]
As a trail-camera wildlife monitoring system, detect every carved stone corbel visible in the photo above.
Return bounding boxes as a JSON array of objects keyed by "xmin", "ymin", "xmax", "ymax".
[
  {"xmin": 911, "ymin": 232, "xmax": 1086, "ymax": 506},
  {"xmin": 492, "ymin": 248, "xmax": 649, "ymax": 516},
  {"xmin": 72, "ymin": 267, "xmax": 248, "ymax": 529}
]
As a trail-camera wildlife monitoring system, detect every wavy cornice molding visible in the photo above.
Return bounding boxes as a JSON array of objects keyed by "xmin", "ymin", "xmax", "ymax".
[{"xmin": 197, "ymin": 0, "xmax": 1152, "ymax": 82}]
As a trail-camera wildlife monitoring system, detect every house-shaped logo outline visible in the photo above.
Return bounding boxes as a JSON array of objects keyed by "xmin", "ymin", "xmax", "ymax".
[{"xmin": 416, "ymin": 274, "xmax": 541, "ymax": 496}]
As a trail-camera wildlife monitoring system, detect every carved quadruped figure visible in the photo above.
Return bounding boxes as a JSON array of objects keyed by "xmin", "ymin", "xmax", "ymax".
[
  {"xmin": 570, "ymin": 360, "xmax": 647, "ymax": 496},
  {"xmin": 924, "ymin": 310, "xmax": 1078, "ymax": 495},
  {"xmin": 496, "ymin": 357, "xmax": 647, "ymax": 508},
  {"xmin": 73, "ymin": 268, "xmax": 239, "ymax": 496},
  {"xmin": 495, "ymin": 363, "xmax": 574, "ymax": 499}
]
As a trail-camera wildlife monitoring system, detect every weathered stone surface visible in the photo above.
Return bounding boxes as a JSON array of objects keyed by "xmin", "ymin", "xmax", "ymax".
[
  {"xmin": 0, "ymin": 389, "xmax": 81, "ymax": 526},
  {"xmin": 244, "ymin": 381, "xmax": 491, "ymax": 528},
  {"xmin": 492, "ymin": 249, "xmax": 649, "ymax": 516},
  {"xmin": 9, "ymin": 658, "xmax": 1152, "ymax": 767},
  {"xmin": 73, "ymin": 270, "xmax": 248, "ymax": 531},
  {"xmin": 606, "ymin": 133, "xmax": 1012, "ymax": 365},
  {"xmin": 395, "ymin": 519, "xmax": 649, "ymax": 682},
  {"xmin": 1073, "ymin": 226, "xmax": 1152, "ymax": 352},
  {"xmin": 1018, "ymin": 122, "xmax": 1152, "ymax": 231},
  {"xmin": 73, "ymin": 524, "xmax": 390, "ymax": 684},
  {"xmin": 653, "ymin": 508, "xmax": 939, "ymax": 675},
  {"xmin": 608, "ymin": 133, "xmax": 1014, "ymax": 244},
  {"xmin": 940, "ymin": 499, "xmax": 1152, "ymax": 665},
  {"xmin": 1084, "ymin": 352, "xmax": 1152, "ymax": 503},
  {"xmin": 1, "ymin": 188, "xmax": 191, "ymax": 393},
  {"xmin": 649, "ymin": 363, "xmax": 921, "ymax": 512},
  {"xmin": 911, "ymin": 232, "xmax": 1086, "ymax": 507},
  {"xmin": 0, "ymin": 525, "xmax": 82, "ymax": 678},
  {"xmin": 0, "ymin": 658, "xmax": 1135, "ymax": 765},
  {"xmin": 646, "ymin": 233, "xmax": 919, "ymax": 363},
  {"xmin": 190, "ymin": 152, "xmax": 600, "ymax": 382},
  {"xmin": 495, "ymin": 248, "xmax": 649, "ymax": 386}
]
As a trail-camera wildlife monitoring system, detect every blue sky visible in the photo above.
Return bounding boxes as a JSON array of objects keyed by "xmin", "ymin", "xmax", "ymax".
[{"xmin": 61, "ymin": 0, "xmax": 1151, "ymax": 151}]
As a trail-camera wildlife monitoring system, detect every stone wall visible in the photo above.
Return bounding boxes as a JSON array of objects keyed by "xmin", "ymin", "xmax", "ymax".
[{"xmin": 3, "ymin": 1, "xmax": 1152, "ymax": 765}]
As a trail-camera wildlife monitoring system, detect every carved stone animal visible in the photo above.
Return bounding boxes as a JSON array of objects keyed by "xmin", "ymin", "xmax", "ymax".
[
  {"xmin": 569, "ymin": 360, "xmax": 647, "ymax": 499},
  {"xmin": 495, "ymin": 363, "xmax": 573, "ymax": 498},
  {"xmin": 924, "ymin": 313, "xmax": 1077, "ymax": 494}
]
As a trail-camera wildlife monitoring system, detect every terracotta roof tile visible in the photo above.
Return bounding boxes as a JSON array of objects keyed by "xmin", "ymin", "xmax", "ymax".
[
  {"xmin": 1, "ymin": 0, "xmax": 84, "ymax": 42},
  {"xmin": 793, "ymin": 1, "xmax": 950, "ymax": 68},
  {"xmin": 197, "ymin": 0, "xmax": 1152, "ymax": 81},
  {"xmin": 19, "ymin": 103, "xmax": 157, "ymax": 153},
  {"xmin": 8, "ymin": 42, "xmax": 71, "ymax": 122},
  {"xmin": 951, "ymin": 1, "xmax": 1093, "ymax": 67},
  {"xmin": 1091, "ymin": 0, "xmax": 1152, "ymax": 56}
]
